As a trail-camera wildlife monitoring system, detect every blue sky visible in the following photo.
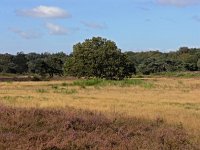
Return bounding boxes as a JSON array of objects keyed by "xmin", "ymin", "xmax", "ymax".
[{"xmin": 0, "ymin": 0, "xmax": 200, "ymax": 54}]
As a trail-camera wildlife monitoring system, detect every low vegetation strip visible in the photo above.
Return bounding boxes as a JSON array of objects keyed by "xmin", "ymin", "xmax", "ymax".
[
  {"xmin": 63, "ymin": 78, "xmax": 155, "ymax": 89},
  {"xmin": 0, "ymin": 77, "xmax": 32, "ymax": 82},
  {"xmin": 0, "ymin": 106, "xmax": 198, "ymax": 150}
]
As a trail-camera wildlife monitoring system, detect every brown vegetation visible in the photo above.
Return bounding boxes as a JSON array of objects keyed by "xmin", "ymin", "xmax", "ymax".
[
  {"xmin": 0, "ymin": 77, "xmax": 32, "ymax": 82},
  {"xmin": 0, "ymin": 105, "xmax": 198, "ymax": 150}
]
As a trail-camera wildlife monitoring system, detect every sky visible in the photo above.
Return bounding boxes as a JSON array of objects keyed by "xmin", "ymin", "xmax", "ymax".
[{"xmin": 0, "ymin": 0, "xmax": 200, "ymax": 54}]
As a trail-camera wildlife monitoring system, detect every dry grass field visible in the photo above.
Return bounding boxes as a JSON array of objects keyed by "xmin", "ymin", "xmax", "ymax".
[{"xmin": 0, "ymin": 77, "xmax": 200, "ymax": 148}]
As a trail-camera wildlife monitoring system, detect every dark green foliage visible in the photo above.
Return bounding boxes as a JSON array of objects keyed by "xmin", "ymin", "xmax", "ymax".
[
  {"xmin": 0, "ymin": 52, "xmax": 28, "ymax": 74},
  {"xmin": 13, "ymin": 52, "xmax": 28, "ymax": 74},
  {"xmin": 64, "ymin": 37, "xmax": 136, "ymax": 80},
  {"xmin": 0, "ymin": 54, "xmax": 14, "ymax": 73},
  {"xmin": 197, "ymin": 59, "xmax": 200, "ymax": 71},
  {"xmin": 0, "ymin": 52, "xmax": 67, "ymax": 77},
  {"xmin": 138, "ymin": 58, "xmax": 185, "ymax": 75},
  {"xmin": 27, "ymin": 52, "xmax": 67, "ymax": 77},
  {"xmin": 0, "ymin": 40, "xmax": 200, "ymax": 77},
  {"xmin": 44, "ymin": 52, "xmax": 67, "ymax": 77},
  {"xmin": 126, "ymin": 47, "xmax": 200, "ymax": 75},
  {"xmin": 26, "ymin": 52, "xmax": 42, "ymax": 74}
]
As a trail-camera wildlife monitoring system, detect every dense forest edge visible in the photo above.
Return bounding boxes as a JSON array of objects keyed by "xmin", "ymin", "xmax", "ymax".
[{"xmin": 1, "ymin": 37, "xmax": 200, "ymax": 81}]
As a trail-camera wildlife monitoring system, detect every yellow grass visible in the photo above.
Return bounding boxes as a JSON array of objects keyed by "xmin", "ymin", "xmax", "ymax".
[{"xmin": 0, "ymin": 78, "xmax": 200, "ymax": 141}]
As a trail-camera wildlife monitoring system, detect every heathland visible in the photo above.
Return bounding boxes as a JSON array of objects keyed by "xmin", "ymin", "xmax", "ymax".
[
  {"xmin": 1, "ymin": 37, "xmax": 200, "ymax": 149},
  {"xmin": 0, "ymin": 77, "xmax": 200, "ymax": 149}
]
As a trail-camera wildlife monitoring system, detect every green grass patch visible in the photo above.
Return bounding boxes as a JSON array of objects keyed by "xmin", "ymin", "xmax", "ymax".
[
  {"xmin": 71, "ymin": 78, "xmax": 155, "ymax": 89},
  {"xmin": 73, "ymin": 78, "xmax": 103, "ymax": 86},
  {"xmin": 36, "ymin": 89, "xmax": 48, "ymax": 93}
]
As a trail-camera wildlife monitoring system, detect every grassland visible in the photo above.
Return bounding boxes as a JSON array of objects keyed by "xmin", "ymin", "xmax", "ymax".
[{"xmin": 0, "ymin": 78, "xmax": 200, "ymax": 149}]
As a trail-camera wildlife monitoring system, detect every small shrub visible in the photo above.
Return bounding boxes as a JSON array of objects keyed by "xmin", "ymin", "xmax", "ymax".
[
  {"xmin": 61, "ymin": 82, "xmax": 68, "ymax": 86},
  {"xmin": 51, "ymin": 85, "xmax": 59, "ymax": 90}
]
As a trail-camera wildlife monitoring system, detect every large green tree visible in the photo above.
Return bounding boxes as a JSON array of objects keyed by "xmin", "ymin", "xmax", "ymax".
[{"xmin": 64, "ymin": 37, "xmax": 135, "ymax": 80}]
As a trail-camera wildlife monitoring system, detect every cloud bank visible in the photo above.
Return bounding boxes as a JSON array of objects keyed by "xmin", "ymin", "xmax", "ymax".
[{"xmin": 17, "ymin": 5, "xmax": 71, "ymax": 19}]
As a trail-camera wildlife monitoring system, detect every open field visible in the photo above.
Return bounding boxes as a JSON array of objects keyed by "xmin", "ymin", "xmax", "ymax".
[{"xmin": 0, "ymin": 77, "xmax": 200, "ymax": 149}]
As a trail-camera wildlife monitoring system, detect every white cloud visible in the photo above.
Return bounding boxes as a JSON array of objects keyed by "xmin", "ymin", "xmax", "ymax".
[
  {"xmin": 45, "ymin": 23, "xmax": 69, "ymax": 35},
  {"xmin": 81, "ymin": 21, "xmax": 106, "ymax": 29},
  {"xmin": 9, "ymin": 28, "xmax": 41, "ymax": 39},
  {"xmin": 17, "ymin": 5, "xmax": 71, "ymax": 19},
  {"xmin": 156, "ymin": 0, "xmax": 200, "ymax": 7}
]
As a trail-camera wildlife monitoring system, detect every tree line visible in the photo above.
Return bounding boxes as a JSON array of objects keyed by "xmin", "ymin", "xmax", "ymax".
[
  {"xmin": 0, "ymin": 37, "xmax": 200, "ymax": 80},
  {"xmin": 0, "ymin": 52, "xmax": 68, "ymax": 77}
]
